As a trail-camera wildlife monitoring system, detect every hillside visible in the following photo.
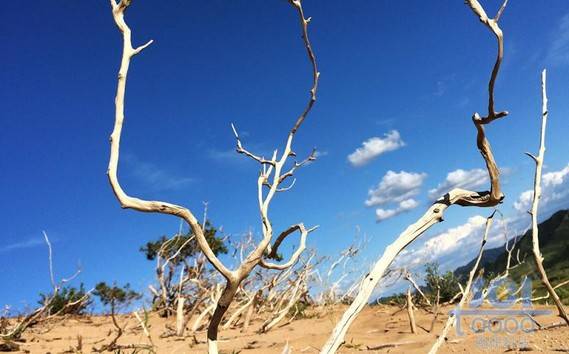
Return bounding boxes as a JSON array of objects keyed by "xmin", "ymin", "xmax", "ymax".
[{"xmin": 454, "ymin": 209, "xmax": 569, "ymax": 302}]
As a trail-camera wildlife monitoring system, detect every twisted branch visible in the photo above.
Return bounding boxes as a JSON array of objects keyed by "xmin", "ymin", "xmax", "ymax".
[{"xmin": 289, "ymin": 0, "xmax": 320, "ymax": 134}]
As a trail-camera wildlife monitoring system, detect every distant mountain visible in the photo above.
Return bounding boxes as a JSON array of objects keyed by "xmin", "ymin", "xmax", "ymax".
[
  {"xmin": 453, "ymin": 245, "xmax": 504, "ymax": 281},
  {"xmin": 453, "ymin": 209, "xmax": 569, "ymax": 302}
]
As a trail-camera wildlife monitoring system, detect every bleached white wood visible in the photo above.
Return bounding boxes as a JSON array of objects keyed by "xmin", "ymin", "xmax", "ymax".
[{"xmin": 526, "ymin": 70, "xmax": 569, "ymax": 326}]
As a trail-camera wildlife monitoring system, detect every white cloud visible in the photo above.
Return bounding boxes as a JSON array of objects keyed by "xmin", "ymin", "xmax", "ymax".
[
  {"xmin": 348, "ymin": 130, "xmax": 405, "ymax": 167},
  {"xmin": 393, "ymin": 215, "xmax": 488, "ymax": 269},
  {"xmin": 375, "ymin": 198, "xmax": 420, "ymax": 222},
  {"xmin": 366, "ymin": 170, "xmax": 426, "ymax": 221},
  {"xmin": 0, "ymin": 237, "xmax": 45, "ymax": 254},
  {"xmin": 384, "ymin": 163, "xmax": 569, "ymax": 279},
  {"xmin": 514, "ymin": 164, "xmax": 569, "ymax": 212},
  {"xmin": 546, "ymin": 13, "xmax": 569, "ymax": 66},
  {"xmin": 365, "ymin": 170, "xmax": 427, "ymax": 207},
  {"xmin": 428, "ymin": 168, "xmax": 489, "ymax": 200},
  {"xmin": 513, "ymin": 190, "xmax": 533, "ymax": 212},
  {"xmin": 375, "ymin": 208, "xmax": 398, "ymax": 221},
  {"xmin": 543, "ymin": 164, "xmax": 569, "ymax": 187}
]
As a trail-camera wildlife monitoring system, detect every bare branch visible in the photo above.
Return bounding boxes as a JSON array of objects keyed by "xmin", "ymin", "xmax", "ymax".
[
  {"xmin": 404, "ymin": 271, "xmax": 431, "ymax": 306},
  {"xmin": 261, "ymin": 224, "xmax": 318, "ymax": 270},
  {"xmin": 526, "ymin": 70, "xmax": 569, "ymax": 325},
  {"xmin": 231, "ymin": 123, "xmax": 276, "ymax": 166},
  {"xmin": 465, "ymin": 0, "xmax": 509, "ymax": 122},
  {"xmin": 495, "ymin": 0, "xmax": 509, "ymax": 22},
  {"xmin": 42, "ymin": 231, "xmax": 56, "ymax": 289},
  {"xmin": 278, "ymin": 148, "xmax": 317, "ymax": 185},
  {"xmin": 464, "ymin": 0, "xmax": 489, "ymax": 22},
  {"xmin": 106, "ymin": 0, "xmax": 233, "ymax": 282},
  {"xmin": 288, "ymin": 0, "xmax": 320, "ymax": 134},
  {"xmin": 428, "ymin": 211, "xmax": 495, "ymax": 354},
  {"xmin": 406, "ymin": 288, "xmax": 417, "ymax": 334}
]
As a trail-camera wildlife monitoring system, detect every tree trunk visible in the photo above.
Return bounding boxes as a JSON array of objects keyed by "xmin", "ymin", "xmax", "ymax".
[
  {"xmin": 176, "ymin": 296, "xmax": 185, "ymax": 337},
  {"xmin": 207, "ymin": 283, "xmax": 239, "ymax": 354},
  {"xmin": 406, "ymin": 288, "xmax": 417, "ymax": 334}
]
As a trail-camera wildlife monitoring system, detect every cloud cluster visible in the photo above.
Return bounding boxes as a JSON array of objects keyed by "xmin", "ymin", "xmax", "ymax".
[
  {"xmin": 394, "ymin": 215, "xmax": 489, "ymax": 269},
  {"xmin": 514, "ymin": 164, "xmax": 569, "ymax": 212},
  {"xmin": 366, "ymin": 171, "xmax": 426, "ymax": 207},
  {"xmin": 428, "ymin": 168, "xmax": 489, "ymax": 200},
  {"xmin": 375, "ymin": 198, "xmax": 420, "ymax": 222},
  {"xmin": 366, "ymin": 170, "xmax": 427, "ymax": 222},
  {"xmin": 393, "ymin": 163, "xmax": 569, "ymax": 274},
  {"xmin": 348, "ymin": 130, "xmax": 405, "ymax": 167}
]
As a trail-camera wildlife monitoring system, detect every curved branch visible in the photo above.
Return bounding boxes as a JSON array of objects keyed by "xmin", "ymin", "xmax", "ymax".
[
  {"xmin": 260, "ymin": 224, "xmax": 317, "ymax": 270},
  {"xmin": 106, "ymin": 0, "xmax": 233, "ymax": 282},
  {"xmin": 288, "ymin": 0, "xmax": 320, "ymax": 134},
  {"xmin": 465, "ymin": 0, "xmax": 509, "ymax": 123},
  {"xmin": 471, "ymin": 116, "xmax": 504, "ymax": 205}
]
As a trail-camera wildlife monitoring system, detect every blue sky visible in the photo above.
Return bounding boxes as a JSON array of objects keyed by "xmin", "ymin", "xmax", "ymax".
[{"xmin": 1, "ymin": 1, "xmax": 569, "ymax": 308}]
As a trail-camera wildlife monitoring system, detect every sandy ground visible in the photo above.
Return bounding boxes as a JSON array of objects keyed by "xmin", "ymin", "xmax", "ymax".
[{"xmin": 5, "ymin": 304, "xmax": 569, "ymax": 353}]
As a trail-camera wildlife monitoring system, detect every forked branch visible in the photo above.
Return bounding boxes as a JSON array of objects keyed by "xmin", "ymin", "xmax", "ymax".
[{"xmin": 106, "ymin": 1, "xmax": 319, "ymax": 353}]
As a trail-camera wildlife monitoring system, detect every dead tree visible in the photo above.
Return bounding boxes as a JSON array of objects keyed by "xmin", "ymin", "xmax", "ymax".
[
  {"xmin": 494, "ymin": 211, "xmax": 525, "ymax": 280},
  {"xmin": 531, "ymin": 280, "xmax": 569, "ymax": 302},
  {"xmin": 259, "ymin": 254, "xmax": 315, "ymax": 333},
  {"xmin": 133, "ymin": 309, "xmax": 154, "ymax": 348},
  {"xmin": 315, "ymin": 233, "xmax": 369, "ymax": 306},
  {"xmin": 144, "ymin": 217, "xmax": 225, "ymax": 320},
  {"xmin": 147, "ymin": 233, "xmax": 196, "ymax": 316},
  {"xmin": 0, "ymin": 232, "xmax": 86, "ymax": 342},
  {"xmin": 106, "ymin": 1, "xmax": 319, "ymax": 351},
  {"xmin": 404, "ymin": 271, "xmax": 431, "ymax": 307},
  {"xmin": 175, "ymin": 265, "xmax": 186, "ymax": 336},
  {"xmin": 321, "ymin": 1, "xmax": 510, "ymax": 352},
  {"xmin": 471, "ymin": 212, "xmax": 527, "ymax": 305},
  {"xmin": 428, "ymin": 286, "xmax": 441, "ymax": 333},
  {"xmin": 525, "ymin": 70, "xmax": 569, "ymax": 325},
  {"xmin": 406, "ymin": 288, "xmax": 417, "ymax": 334},
  {"xmin": 428, "ymin": 211, "xmax": 494, "ymax": 354}
]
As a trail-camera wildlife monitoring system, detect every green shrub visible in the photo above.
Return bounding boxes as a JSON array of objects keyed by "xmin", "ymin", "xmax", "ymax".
[
  {"xmin": 93, "ymin": 282, "xmax": 141, "ymax": 313},
  {"xmin": 423, "ymin": 262, "xmax": 461, "ymax": 303},
  {"xmin": 38, "ymin": 283, "xmax": 91, "ymax": 316}
]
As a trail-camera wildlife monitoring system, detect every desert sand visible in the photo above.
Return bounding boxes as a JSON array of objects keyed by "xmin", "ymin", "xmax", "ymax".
[{"xmin": 5, "ymin": 304, "xmax": 569, "ymax": 353}]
